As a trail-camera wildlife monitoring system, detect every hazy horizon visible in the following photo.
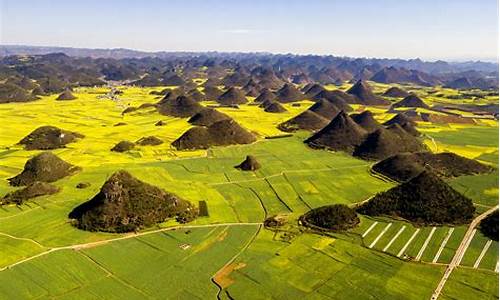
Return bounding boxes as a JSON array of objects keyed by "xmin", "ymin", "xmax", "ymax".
[
  {"xmin": 1, "ymin": 0, "xmax": 498, "ymax": 62},
  {"xmin": 2, "ymin": 43, "xmax": 499, "ymax": 64}
]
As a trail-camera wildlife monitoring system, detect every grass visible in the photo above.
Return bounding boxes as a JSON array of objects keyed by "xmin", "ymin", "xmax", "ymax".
[
  {"xmin": 424, "ymin": 125, "xmax": 498, "ymax": 148},
  {"xmin": 479, "ymin": 240, "xmax": 499, "ymax": 270}
]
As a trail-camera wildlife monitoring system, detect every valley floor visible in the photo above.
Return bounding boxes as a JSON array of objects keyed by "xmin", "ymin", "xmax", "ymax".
[{"xmin": 0, "ymin": 85, "xmax": 497, "ymax": 299}]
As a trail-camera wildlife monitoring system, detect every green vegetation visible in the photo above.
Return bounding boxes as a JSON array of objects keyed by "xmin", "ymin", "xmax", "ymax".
[
  {"xmin": 358, "ymin": 171, "xmax": 476, "ymax": 225},
  {"xmin": 0, "ymin": 225, "xmax": 260, "ymax": 299},
  {"xmin": 1, "ymin": 181, "xmax": 60, "ymax": 205},
  {"xmin": 8, "ymin": 152, "xmax": 80, "ymax": 186},
  {"xmin": 19, "ymin": 125, "xmax": 84, "ymax": 150},
  {"xmin": 0, "ymin": 84, "xmax": 497, "ymax": 299},
  {"xmin": 356, "ymin": 216, "xmax": 498, "ymax": 271},
  {"xmin": 373, "ymin": 152, "xmax": 493, "ymax": 182},
  {"xmin": 441, "ymin": 268, "xmax": 498, "ymax": 300},
  {"xmin": 69, "ymin": 170, "xmax": 198, "ymax": 232},
  {"xmin": 426, "ymin": 126, "xmax": 498, "ymax": 148},
  {"xmin": 224, "ymin": 230, "xmax": 444, "ymax": 299},
  {"xmin": 479, "ymin": 210, "xmax": 499, "ymax": 241},
  {"xmin": 301, "ymin": 204, "xmax": 360, "ymax": 231},
  {"xmin": 449, "ymin": 171, "xmax": 499, "ymax": 208}
]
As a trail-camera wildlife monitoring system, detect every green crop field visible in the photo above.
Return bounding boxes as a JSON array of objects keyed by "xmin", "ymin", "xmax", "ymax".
[
  {"xmin": 224, "ymin": 230, "xmax": 445, "ymax": 300},
  {"xmin": 441, "ymin": 268, "xmax": 499, "ymax": 300},
  {"xmin": 0, "ymin": 225, "xmax": 260, "ymax": 299},
  {"xmin": 449, "ymin": 171, "xmax": 499, "ymax": 208},
  {"xmin": 0, "ymin": 85, "xmax": 497, "ymax": 299}
]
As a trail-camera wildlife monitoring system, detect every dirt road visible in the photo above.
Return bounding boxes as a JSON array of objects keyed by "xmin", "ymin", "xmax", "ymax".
[{"xmin": 430, "ymin": 205, "xmax": 498, "ymax": 300}]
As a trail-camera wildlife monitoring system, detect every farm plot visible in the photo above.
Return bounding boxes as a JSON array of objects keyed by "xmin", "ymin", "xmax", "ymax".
[
  {"xmin": 0, "ymin": 85, "xmax": 497, "ymax": 299},
  {"xmin": 223, "ymin": 230, "xmax": 444, "ymax": 300},
  {"xmin": 459, "ymin": 230, "xmax": 499, "ymax": 271},
  {"xmin": 358, "ymin": 217, "xmax": 499, "ymax": 272},
  {"xmin": 440, "ymin": 268, "xmax": 499, "ymax": 300},
  {"xmin": 449, "ymin": 171, "xmax": 499, "ymax": 208},
  {"xmin": 420, "ymin": 123, "xmax": 499, "ymax": 159},
  {"xmin": 0, "ymin": 225, "xmax": 260, "ymax": 299}
]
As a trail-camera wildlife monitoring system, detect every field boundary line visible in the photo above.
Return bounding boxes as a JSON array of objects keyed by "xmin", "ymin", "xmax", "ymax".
[
  {"xmin": 0, "ymin": 248, "xmax": 57, "ymax": 271},
  {"xmin": 264, "ymin": 178, "xmax": 294, "ymax": 213},
  {"xmin": 234, "ymin": 183, "xmax": 269, "ymax": 218},
  {"xmin": 433, "ymin": 228, "xmax": 454, "ymax": 263},
  {"xmin": 383, "ymin": 225, "xmax": 406, "ymax": 252},
  {"xmin": 369, "ymin": 223, "xmax": 392, "ymax": 249},
  {"xmin": 473, "ymin": 240, "xmax": 492, "ymax": 269},
  {"xmin": 398, "ymin": 228, "xmax": 420, "ymax": 257},
  {"xmin": 362, "ymin": 222, "xmax": 378, "ymax": 238},
  {"xmin": 416, "ymin": 227, "xmax": 436, "ymax": 261},
  {"xmin": 211, "ymin": 224, "xmax": 262, "ymax": 299},
  {"xmin": 282, "ymin": 173, "xmax": 312, "ymax": 210}
]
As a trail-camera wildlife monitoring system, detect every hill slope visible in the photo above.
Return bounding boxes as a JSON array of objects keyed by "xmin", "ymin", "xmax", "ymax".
[
  {"xmin": 69, "ymin": 170, "xmax": 197, "ymax": 232},
  {"xmin": 357, "ymin": 171, "xmax": 475, "ymax": 225}
]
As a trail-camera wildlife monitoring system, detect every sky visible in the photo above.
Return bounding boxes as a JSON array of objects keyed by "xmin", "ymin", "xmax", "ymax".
[{"xmin": 0, "ymin": 0, "xmax": 498, "ymax": 61}]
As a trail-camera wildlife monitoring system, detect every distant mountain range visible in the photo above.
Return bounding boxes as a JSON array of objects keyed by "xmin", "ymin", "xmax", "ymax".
[
  {"xmin": 0, "ymin": 45, "xmax": 498, "ymax": 98},
  {"xmin": 0, "ymin": 45, "xmax": 497, "ymax": 74}
]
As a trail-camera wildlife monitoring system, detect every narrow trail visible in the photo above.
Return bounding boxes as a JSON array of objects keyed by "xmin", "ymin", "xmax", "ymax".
[
  {"xmin": 430, "ymin": 204, "xmax": 499, "ymax": 300},
  {"xmin": 0, "ymin": 222, "xmax": 262, "ymax": 272},
  {"xmin": 0, "ymin": 231, "xmax": 46, "ymax": 248}
]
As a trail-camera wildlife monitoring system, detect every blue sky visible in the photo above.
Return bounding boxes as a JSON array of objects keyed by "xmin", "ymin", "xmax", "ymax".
[{"xmin": 0, "ymin": 0, "xmax": 498, "ymax": 61}]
